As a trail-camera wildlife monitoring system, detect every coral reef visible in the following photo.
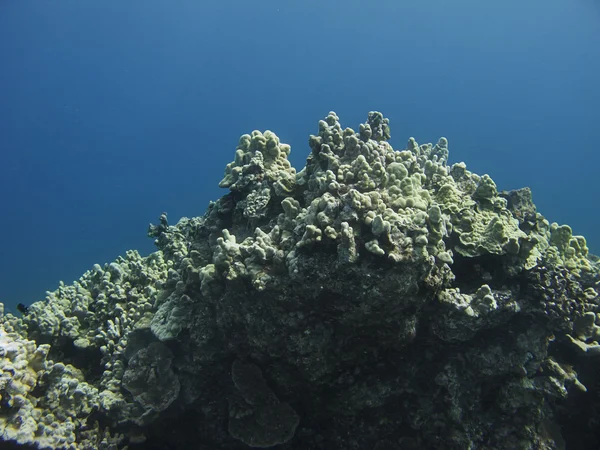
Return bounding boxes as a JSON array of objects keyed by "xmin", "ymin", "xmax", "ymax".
[{"xmin": 1, "ymin": 112, "xmax": 599, "ymax": 449}]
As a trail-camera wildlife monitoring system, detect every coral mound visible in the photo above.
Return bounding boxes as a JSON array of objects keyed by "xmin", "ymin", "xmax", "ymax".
[{"xmin": 1, "ymin": 112, "xmax": 599, "ymax": 450}]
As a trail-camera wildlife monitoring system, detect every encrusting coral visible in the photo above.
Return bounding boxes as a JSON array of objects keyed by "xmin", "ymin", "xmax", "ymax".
[{"xmin": 1, "ymin": 112, "xmax": 599, "ymax": 449}]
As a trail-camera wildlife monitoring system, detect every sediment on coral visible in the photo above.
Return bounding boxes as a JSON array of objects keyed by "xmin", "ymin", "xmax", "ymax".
[{"xmin": 1, "ymin": 112, "xmax": 599, "ymax": 450}]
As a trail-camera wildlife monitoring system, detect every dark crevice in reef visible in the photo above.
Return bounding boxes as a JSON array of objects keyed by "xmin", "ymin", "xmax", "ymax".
[
  {"xmin": 128, "ymin": 365, "xmax": 239, "ymax": 450},
  {"xmin": 50, "ymin": 337, "xmax": 105, "ymax": 383},
  {"xmin": 450, "ymin": 252, "xmax": 511, "ymax": 292},
  {"xmin": 0, "ymin": 442, "xmax": 39, "ymax": 450},
  {"xmin": 554, "ymin": 349, "xmax": 600, "ymax": 450}
]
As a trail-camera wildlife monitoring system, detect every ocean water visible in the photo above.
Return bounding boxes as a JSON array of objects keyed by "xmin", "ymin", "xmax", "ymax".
[{"xmin": 1, "ymin": 0, "xmax": 598, "ymax": 313}]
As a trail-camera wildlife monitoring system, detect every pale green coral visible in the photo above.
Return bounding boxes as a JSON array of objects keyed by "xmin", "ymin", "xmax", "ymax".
[
  {"xmin": 0, "ymin": 247, "xmax": 173, "ymax": 448},
  {"xmin": 219, "ymin": 130, "xmax": 296, "ymax": 197},
  {"xmin": 0, "ymin": 325, "xmax": 113, "ymax": 449},
  {"xmin": 545, "ymin": 223, "xmax": 592, "ymax": 274},
  {"xmin": 208, "ymin": 112, "xmax": 566, "ymax": 290}
]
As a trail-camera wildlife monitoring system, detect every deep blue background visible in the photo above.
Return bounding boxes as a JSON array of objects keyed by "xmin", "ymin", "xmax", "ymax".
[{"xmin": 1, "ymin": 0, "xmax": 599, "ymax": 312}]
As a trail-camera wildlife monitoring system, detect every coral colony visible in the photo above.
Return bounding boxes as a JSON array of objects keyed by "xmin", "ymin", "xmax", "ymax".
[{"xmin": 1, "ymin": 112, "xmax": 598, "ymax": 449}]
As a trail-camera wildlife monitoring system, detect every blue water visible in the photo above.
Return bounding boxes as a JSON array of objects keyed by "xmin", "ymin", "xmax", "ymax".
[{"xmin": 1, "ymin": 0, "xmax": 599, "ymax": 312}]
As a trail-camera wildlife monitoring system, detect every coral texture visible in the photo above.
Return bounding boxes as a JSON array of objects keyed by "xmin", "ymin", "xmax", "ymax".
[{"xmin": 1, "ymin": 112, "xmax": 599, "ymax": 450}]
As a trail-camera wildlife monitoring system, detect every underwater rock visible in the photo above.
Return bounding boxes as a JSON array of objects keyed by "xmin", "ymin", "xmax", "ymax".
[{"xmin": 1, "ymin": 112, "xmax": 599, "ymax": 449}]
